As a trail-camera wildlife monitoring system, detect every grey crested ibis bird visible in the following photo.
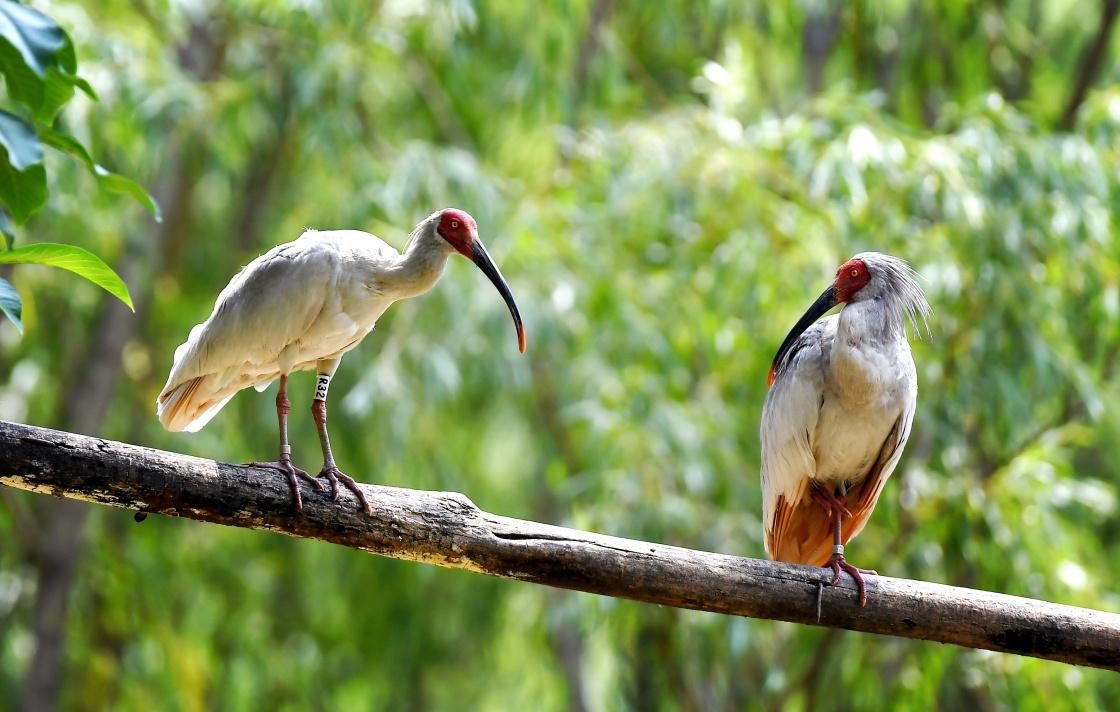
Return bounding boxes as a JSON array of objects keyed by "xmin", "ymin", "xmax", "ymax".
[
  {"xmin": 760, "ymin": 252, "xmax": 929, "ymax": 606},
  {"xmin": 157, "ymin": 208, "xmax": 526, "ymax": 515}
]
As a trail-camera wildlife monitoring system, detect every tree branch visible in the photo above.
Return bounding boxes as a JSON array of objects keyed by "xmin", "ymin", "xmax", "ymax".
[
  {"xmin": 1, "ymin": 420, "xmax": 1117, "ymax": 671},
  {"xmin": 1058, "ymin": 0, "xmax": 1120, "ymax": 130}
]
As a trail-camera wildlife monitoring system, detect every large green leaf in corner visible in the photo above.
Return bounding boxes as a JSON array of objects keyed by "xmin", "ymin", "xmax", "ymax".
[
  {"xmin": 0, "ymin": 0, "xmax": 66, "ymax": 111},
  {"xmin": 0, "ymin": 243, "xmax": 133, "ymax": 310},
  {"xmin": 0, "ymin": 1, "xmax": 65, "ymax": 76}
]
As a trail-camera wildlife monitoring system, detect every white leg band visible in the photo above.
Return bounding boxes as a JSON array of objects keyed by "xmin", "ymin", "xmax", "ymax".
[
  {"xmin": 833, "ymin": 544, "xmax": 845, "ymax": 555},
  {"xmin": 280, "ymin": 445, "xmax": 291, "ymax": 455},
  {"xmin": 314, "ymin": 374, "xmax": 331, "ymax": 402}
]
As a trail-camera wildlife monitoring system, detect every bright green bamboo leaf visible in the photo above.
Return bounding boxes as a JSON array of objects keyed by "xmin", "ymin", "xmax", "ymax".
[
  {"xmin": 0, "ymin": 275, "xmax": 20, "ymax": 332},
  {"xmin": 0, "ymin": 242, "xmax": 133, "ymax": 310}
]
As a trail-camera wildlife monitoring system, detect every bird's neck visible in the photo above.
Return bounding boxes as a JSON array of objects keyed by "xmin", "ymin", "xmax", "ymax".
[
  {"xmin": 388, "ymin": 222, "xmax": 453, "ymax": 298},
  {"xmin": 837, "ymin": 297, "xmax": 904, "ymax": 347}
]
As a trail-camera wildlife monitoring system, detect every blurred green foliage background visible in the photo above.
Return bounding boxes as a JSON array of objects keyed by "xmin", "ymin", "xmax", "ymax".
[{"xmin": 1, "ymin": 0, "xmax": 1119, "ymax": 709}]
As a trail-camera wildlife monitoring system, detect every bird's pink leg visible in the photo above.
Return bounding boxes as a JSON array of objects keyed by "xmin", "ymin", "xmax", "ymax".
[
  {"xmin": 249, "ymin": 374, "xmax": 324, "ymax": 510},
  {"xmin": 311, "ymin": 374, "xmax": 372, "ymax": 516},
  {"xmin": 821, "ymin": 492, "xmax": 876, "ymax": 607}
]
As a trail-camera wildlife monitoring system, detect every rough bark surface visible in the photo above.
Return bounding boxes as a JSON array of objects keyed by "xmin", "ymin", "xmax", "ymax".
[{"xmin": 1, "ymin": 420, "xmax": 1117, "ymax": 671}]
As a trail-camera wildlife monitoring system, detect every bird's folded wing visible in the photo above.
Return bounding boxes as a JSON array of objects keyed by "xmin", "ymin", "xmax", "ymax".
[
  {"xmin": 157, "ymin": 241, "xmax": 338, "ymax": 430},
  {"xmin": 760, "ymin": 320, "xmax": 832, "ymax": 560},
  {"xmin": 842, "ymin": 401, "xmax": 915, "ymax": 543}
]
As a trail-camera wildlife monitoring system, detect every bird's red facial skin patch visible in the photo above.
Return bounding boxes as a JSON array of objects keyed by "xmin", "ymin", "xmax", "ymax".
[
  {"xmin": 834, "ymin": 257, "xmax": 870, "ymax": 302},
  {"xmin": 437, "ymin": 208, "xmax": 478, "ymax": 257}
]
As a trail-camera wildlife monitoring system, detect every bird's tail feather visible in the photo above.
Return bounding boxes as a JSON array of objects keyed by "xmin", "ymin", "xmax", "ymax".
[
  {"xmin": 157, "ymin": 376, "xmax": 235, "ymax": 433},
  {"xmin": 767, "ymin": 482, "xmax": 877, "ymax": 567}
]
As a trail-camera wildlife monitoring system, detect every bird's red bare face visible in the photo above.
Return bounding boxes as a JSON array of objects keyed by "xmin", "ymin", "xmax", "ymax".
[
  {"xmin": 834, "ymin": 258, "xmax": 871, "ymax": 302},
  {"xmin": 436, "ymin": 208, "xmax": 478, "ymax": 258},
  {"xmin": 434, "ymin": 208, "xmax": 527, "ymax": 353}
]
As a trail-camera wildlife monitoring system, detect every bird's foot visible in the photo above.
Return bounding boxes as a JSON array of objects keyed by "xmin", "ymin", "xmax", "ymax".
[
  {"xmin": 810, "ymin": 486, "xmax": 852, "ymax": 519},
  {"xmin": 248, "ymin": 458, "xmax": 325, "ymax": 511},
  {"xmin": 318, "ymin": 465, "xmax": 373, "ymax": 516},
  {"xmin": 825, "ymin": 552, "xmax": 875, "ymax": 607}
]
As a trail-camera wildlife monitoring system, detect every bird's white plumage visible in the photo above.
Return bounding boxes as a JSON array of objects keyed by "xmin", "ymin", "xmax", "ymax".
[
  {"xmin": 760, "ymin": 253, "xmax": 928, "ymax": 566},
  {"xmin": 158, "ymin": 223, "xmax": 453, "ymax": 432}
]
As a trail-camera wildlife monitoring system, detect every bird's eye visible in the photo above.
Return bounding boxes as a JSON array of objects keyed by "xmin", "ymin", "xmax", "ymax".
[
  {"xmin": 850, "ymin": 268, "xmax": 859, "ymax": 278},
  {"xmin": 450, "ymin": 220, "xmax": 460, "ymax": 229}
]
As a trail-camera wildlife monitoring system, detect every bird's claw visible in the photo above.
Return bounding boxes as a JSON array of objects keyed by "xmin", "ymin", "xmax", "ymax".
[
  {"xmin": 318, "ymin": 466, "xmax": 373, "ymax": 516},
  {"xmin": 810, "ymin": 487, "xmax": 852, "ymax": 518},
  {"xmin": 825, "ymin": 553, "xmax": 873, "ymax": 607},
  {"xmin": 248, "ymin": 458, "xmax": 325, "ymax": 511}
]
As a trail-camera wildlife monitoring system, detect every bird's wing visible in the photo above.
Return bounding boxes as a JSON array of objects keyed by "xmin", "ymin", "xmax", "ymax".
[
  {"xmin": 158, "ymin": 230, "xmax": 397, "ymax": 431},
  {"xmin": 760, "ymin": 318, "xmax": 834, "ymax": 561},
  {"xmin": 841, "ymin": 395, "xmax": 916, "ymax": 543}
]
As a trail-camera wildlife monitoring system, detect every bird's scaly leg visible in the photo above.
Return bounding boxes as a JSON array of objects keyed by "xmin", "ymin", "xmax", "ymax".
[
  {"xmin": 820, "ymin": 490, "xmax": 876, "ymax": 607},
  {"xmin": 311, "ymin": 373, "xmax": 373, "ymax": 516},
  {"xmin": 250, "ymin": 374, "xmax": 324, "ymax": 510}
]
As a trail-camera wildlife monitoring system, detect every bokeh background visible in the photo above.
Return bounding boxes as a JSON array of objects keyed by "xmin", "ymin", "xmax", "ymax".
[{"xmin": 2, "ymin": 1, "xmax": 1120, "ymax": 709}]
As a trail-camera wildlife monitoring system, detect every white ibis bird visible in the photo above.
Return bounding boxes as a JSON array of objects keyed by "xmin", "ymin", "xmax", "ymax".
[
  {"xmin": 760, "ymin": 252, "xmax": 929, "ymax": 606},
  {"xmin": 157, "ymin": 208, "xmax": 525, "ymax": 515}
]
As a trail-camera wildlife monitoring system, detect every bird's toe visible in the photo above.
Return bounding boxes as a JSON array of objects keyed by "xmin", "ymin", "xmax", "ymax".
[
  {"xmin": 248, "ymin": 459, "xmax": 326, "ymax": 508},
  {"xmin": 318, "ymin": 467, "xmax": 342, "ymax": 501},
  {"xmin": 318, "ymin": 466, "xmax": 372, "ymax": 515}
]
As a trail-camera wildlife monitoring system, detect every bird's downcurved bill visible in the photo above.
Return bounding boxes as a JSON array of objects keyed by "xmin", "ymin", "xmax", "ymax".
[
  {"xmin": 768, "ymin": 285, "xmax": 838, "ymax": 387},
  {"xmin": 470, "ymin": 239, "xmax": 527, "ymax": 353}
]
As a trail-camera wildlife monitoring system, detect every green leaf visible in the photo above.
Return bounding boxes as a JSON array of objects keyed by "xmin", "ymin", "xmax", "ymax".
[
  {"xmin": 0, "ymin": 243, "xmax": 133, "ymax": 310},
  {"xmin": 0, "ymin": 275, "xmax": 20, "ymax": 332},
  {"xmin": 37, "ymin": 122, "xmax": 92, "ymax": 167},
  {"xmin": 0, "ymin": 1, "xmax": 67, "ymax": 111},
  {"xmin": 0, "ymin": 35, "xmax": 42, "ymax": 108},
  {"xmin": 0, "ymin": 7, "xmax": 92, "ymax": 119},
  {"xmin": 0, "ymin": 109, "xmax": 42, "ymax": 170},
  {"xmin": 94, "ymin": 165, "xmax": 162, "ymax": 222},
  {"xmin": 51, "ymin": 27, "xmax": 76, "ymax": 74},
  {"xmin": 57, "ymin": 68, "xmax": 96, "ymax": 101},
  {"xmin": 37, "ymin": 65, "xmax": 75, "ymax": 122},
  {"xmin": 48, "ymin": 38, "xmax": 94, "ymax": 98},
  {"xmin": 35, "ymin": 43, "xmax": 96, "ymax": 120},
  {"xmin": 0, "ymin": 1, "xmax": 65, "ymax": 77},
  {"xmin": 38, "ymin": 126, "xmax": 161, "ymax": 221},
  {"xmin": 0, "ymin": 144, "xmax": 45, "ymax": 223},
  {"xmin": 0, "ymin": 209, "xmax": 12, "ymax": 249}
]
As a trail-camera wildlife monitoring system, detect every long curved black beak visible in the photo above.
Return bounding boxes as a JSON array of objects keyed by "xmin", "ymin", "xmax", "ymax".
[
  {"xmin": 768, "ymin": 285, "xmax": 837, "ymax": 387},
  {"xmin": 470, "ymin": 239, "xmax": 527, "ymax": 353}
]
